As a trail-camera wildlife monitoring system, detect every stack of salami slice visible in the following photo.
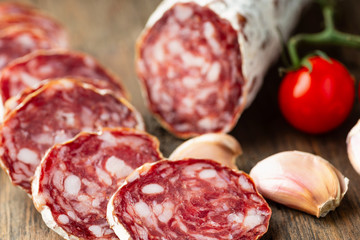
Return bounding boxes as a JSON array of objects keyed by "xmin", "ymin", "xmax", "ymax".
[{"xmin": 0, "ymin": 2, "xmax": 274, "ymax": 240}]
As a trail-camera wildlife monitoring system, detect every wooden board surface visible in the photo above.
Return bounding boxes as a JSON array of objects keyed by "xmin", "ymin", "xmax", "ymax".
[{"xmin": 0, "ymin": 0, "xmax": 360, "ymax": 239}]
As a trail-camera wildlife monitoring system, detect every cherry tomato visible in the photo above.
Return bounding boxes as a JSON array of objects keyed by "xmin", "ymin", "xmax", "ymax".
[{"xmin": 278, "ymin": 56, "xmax": 355, "ymax": 134}]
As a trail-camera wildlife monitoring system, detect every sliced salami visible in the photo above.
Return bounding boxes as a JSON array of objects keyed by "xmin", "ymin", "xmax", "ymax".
[
  {"xmin": 136, "ymin": 0, "xmax": 310, "ymax": 138},
  {"xmin": 0, "ymin": 13, "xmax": 68, "ymax": 48},
  {"xmin": 0, "ymin": 26, "xmax": 56, "ymax": 70},
  {"xmin": 0, "ymin": 78, "xmax": 144, "ymax": 194},
  {"xmin": 0, "ymin": 49, "xmax": 127, "ymax": 104},
  {"xmin": 107, "ymin": 158, "xmax": 271, "ymax": 240},
  {"xmin": 32, "ymin": 128, "xmax": 162, "ymax": 240}
]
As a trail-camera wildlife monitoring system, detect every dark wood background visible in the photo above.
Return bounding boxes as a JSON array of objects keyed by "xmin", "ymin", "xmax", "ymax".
[{"xmin": 0, "ymin": 0, "xmax": 360, "ymax": 239}]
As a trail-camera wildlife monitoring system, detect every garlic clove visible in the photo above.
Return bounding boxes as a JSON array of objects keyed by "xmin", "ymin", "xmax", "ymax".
[
  {"xmin": 249, "ymin": 151, "xmax": 349, "ymax": 218},
  {"xmin": 168, "ymin": 133, "xmax": 242, "ymax": 170},
  {"xmin": 346, "ymin": 119, "xmax": 360, "ymax": 175}
]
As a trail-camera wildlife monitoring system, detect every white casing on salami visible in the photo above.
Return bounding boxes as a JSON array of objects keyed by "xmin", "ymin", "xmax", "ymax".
[{"xmin": 144, "ymin": 0, "xmax": 311, "ymax": 107}]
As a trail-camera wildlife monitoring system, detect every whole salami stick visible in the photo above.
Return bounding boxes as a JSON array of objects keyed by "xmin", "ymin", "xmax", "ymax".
[{"xmin": 136, "ymin": 0, "xmax": 311, "ymax": 138}]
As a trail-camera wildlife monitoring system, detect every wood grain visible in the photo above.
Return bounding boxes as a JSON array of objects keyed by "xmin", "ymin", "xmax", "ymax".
[{"xmin": 0, "ymin": 0, "xmax": 359, "ymax": 239}]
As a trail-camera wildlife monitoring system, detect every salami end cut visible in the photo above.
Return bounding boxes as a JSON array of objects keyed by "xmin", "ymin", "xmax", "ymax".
[
  {"xmin": 107, "ymin": 158, "xmax": 271, "ymax": 240},
  {"xmin": 32, "ymin": 128, "xmax": 163, "ymax": 240},
  {"xmin": 136, "ymin": 0, "xmax": 310, "ymax": 138}
]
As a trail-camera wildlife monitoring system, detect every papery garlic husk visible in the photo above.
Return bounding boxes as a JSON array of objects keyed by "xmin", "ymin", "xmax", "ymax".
[
  {"xmin": 169, "ymin": 133, "xmax": 242, "ymax": 170},
  {"xmin": 346, "ymin": 119, "xmax": 360, "ymax": 175},
  {"xmin": 249, "ymin": 151, "xmax": 349, "ymax": 218}
]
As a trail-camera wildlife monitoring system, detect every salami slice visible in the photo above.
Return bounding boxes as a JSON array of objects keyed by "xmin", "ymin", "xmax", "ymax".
[
  {"xmin": 0, "ymin": 26, "xmax": 56, "ymax": 70},
  {"xmin": 0, "ymin": 13, "xmax": 68, "ymax": 48},
  {"xmin": 0, "ymin": 49, "xmax": 127, "ymax": 104},
  {"xmin": 107, "ymin": 159, "xmax": 271, "ymax": 240},
  {"xmin": 136, "ymin": 0, "xmax": 310, "ymax": 138},
  {"xmin": 0, "ymin": 78, "xmax": 144, "ymax": 194},
  {"xmin": 32, "ymin": 128, "xmax": 162, "ymax": 240}
]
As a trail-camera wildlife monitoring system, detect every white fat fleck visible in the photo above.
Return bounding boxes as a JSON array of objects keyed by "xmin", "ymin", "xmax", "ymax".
[
  {"xmin": 142, "ymin": 184, "xmax": 164, "ymax": 194},
  {"xmin": 195, "ymin": 87, "xmax": 216, "ymax": 101},
  {"xmin": 238, "ymin": 175, "xmax": 253, "ymax": 192},
  {"xmin": 174, "ymin": 4, "xmax": 193, "ymax": 22},
  {"xmin": 227, "ymin": 213, "xmax": 244, "ymax": 224},
  {"xmin": 20, "ymin": 72, "xmax": 39, "ymax": 87},
  {"xmin": 96, "ymin": 167, "xmax": 112, "ymax": 186},
  {"xmin": 0, "ymin": 147, "xmax": 4, "ymax": 155},
  {"xmin": 105, "ymin": 156, "xmax": 134, "ymax": 179},
  {"xmin": 153, "ymin": 203, "xmax": 163, "ymax": 216},
  {"xmin": 134, "ymin": 201, "xmax": 151, "ymax": 218},
  {"xmin": 98, "ymin": 131, "xmax": 117, "ymax": 147},
  {"xmin": 16, "ymin": 34, "xmax": 35, "ymax": 49},
  {"xmin": 158, "ymin": 202, "xmax": 174, "ymax": 224},
  {"xmin": 84, "ymin": 56, "xmax": 96, "ymax": 68},
  {"xmin": 198, "ymin": 117, "xmax": 218, "ymax": 130},
  {"xmin": 181, "ymin": 52, "xmax": 206, "ymax": 68},
  {"xmin": 89, "ymin": 225, "xmax": 103, "ymax": 237},
  {"xmin": 92, "ymin": 198, "xmax": 101, "ymax": 208},
  {"xmin": 54, "ymin": 131, "xmax": 71, "ymax": 144},
  {"xmin": 154, "ymin": 41, "xmax": 165, "ymax": 62},
  {"xmin": 64, "ymin": 175, "xmax": 81, "ymax": 195},
  {"xmin": 199, "ymin": 169, "xmax": 218, "ymax": 179},
  {"xmin": 250, "ymin": 195, "xmax": 262, "ymax": 203},
  {"xmin": 100, "ymin": 112, "xmax": 110, "ymax": 121},
  {"xmin": 243, "ymin": 209, "xmax": 264, "ymax": 230},
  {"xmin": 67, "ymin": 211, "xmax": 76, "ymax": 220},
  {"xmin": 206, "ymin": 62, "xmax": 221, "ymax": 82},
  {"xmin": 38, "ymin": 64, "xmax": 54, "ymax": 75},
  {"xmin": 167, "ymin": 40, "xmax": 184, "ymax": 55},
  {"xmin": 158, "ymin": 208, "xmax": 173, "ymax": 223},
  {"xmin": 52, "ymin": 170, "xmax": 64, "ymax": 191},
  {"xmin": 32, "ymin": 133, "xmax": 52, "ymax": 145},
  {"xmin": 17, "ymin": 148, "xmax": 39, "ymax": 165},
  {"xmin": 178, "ymin": 220, "xmax": 188, "ymax": 232},
  {"xmin": 182, "ymin": 76, "xmax": 201, "ymax": 88},
  {"xmin": 57, "ymin": 214, "xmax": 69, "ymax": 225},
  {"xmin": 183, "ymin": 163, "xmax": 212, "ymax": 177},
  {"xmin": 204, "ymin": 22, "xmax": 215, "ymax": 39},
  {"xmin": 0, "ymin": 55, "xmax": 7, "ymax": 69}
]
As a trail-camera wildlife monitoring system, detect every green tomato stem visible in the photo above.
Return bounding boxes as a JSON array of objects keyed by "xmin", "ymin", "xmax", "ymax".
[{"xmin": 287, "ymin": 3, "xmax": 360, "ymax": 68}]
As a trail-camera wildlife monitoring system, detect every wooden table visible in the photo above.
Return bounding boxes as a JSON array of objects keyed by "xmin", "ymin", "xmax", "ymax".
[{"xmin": 0, "ymin": 0, "xmax": 359, "ymax": 239}]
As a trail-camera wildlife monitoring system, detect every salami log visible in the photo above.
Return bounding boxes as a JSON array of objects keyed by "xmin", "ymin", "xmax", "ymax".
[
  {"xmin": 136, "ymin": 0, "xmax": 310, "ymax": 138},
  {"xmin": 32, "ymin": 128, "xmax": 162, "ymax": 240},
  {"xmin": 0, "ymin": 49, "xmax": 127, "ymax": 104},
  {"xmin": 0, "ymin": 26, "xmax": 56, "ymax": 70},
  {"xmin": 107, "ymin": 158, "xmax": 271, "ymax": 240},
  {"xmin": 0, "ymin": 78, "xmax": 144, "ymax": 194}
]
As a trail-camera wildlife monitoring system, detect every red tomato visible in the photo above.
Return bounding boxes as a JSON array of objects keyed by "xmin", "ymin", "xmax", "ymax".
[{"xmin": 278, "ymin": 56, "xmax": 355, "ymax": 134}]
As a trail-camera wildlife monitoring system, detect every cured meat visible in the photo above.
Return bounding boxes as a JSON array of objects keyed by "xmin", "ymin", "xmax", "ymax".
[
  {"xmin": 0, "ymin": 13, "xmax": 68, "ymax": 48},
  {"xmin": 136, "ymin": 0, "xmax": 310, "ymax": 138},
  {"xmin": 0, "ymin": 49, "xmax": 127, "ymax": 104},
  {"xmin": 32, "ymin": 128, "xmax": 162, "ymax": 240},
  {"xmin": 0, "ymin": 26, "xmax": 56, "ymax": 70},
  {"xmin": 107, "ymin": 158, "xmax": 271, "ymax": 240},
  {"xmin": 0, "ymin": 78, "xmax": 144, "ymax": 194}
]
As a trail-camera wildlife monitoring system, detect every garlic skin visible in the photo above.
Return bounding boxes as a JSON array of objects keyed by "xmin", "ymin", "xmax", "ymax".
[
  {"xmin": 347, "ymin": 119, "xmax": 360, "ymax": 175},
  {"xmin": 249, "ymin": 151, "xmax": 349, "ymax": 218},
  {"xmin": 169, "ymin": 133, "xmax": 242, "ymax": 170}
]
